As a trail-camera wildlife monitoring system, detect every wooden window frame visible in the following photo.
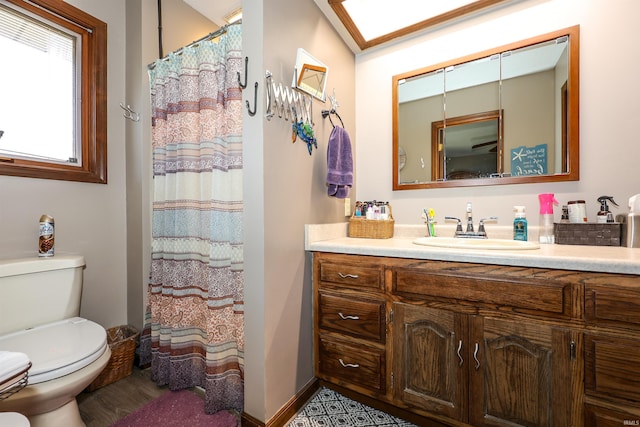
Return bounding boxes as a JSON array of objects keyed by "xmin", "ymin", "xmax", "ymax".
[{"xmin": 0, "ymin": 0, "xmax": 107, "ymax": 183}]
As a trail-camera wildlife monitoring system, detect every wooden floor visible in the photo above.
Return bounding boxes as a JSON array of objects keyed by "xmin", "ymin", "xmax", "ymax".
[{"xmin": 77, "ymin": 366, "xmax": 168, "ymax": 427}]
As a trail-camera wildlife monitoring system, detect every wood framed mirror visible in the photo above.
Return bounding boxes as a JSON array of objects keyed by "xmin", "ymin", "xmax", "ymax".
[{"xmin": 392, "ymin": 26, "xmax": 579, "ymax": 190}]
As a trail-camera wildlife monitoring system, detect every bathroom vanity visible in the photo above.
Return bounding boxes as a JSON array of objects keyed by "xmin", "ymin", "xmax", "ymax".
[{"xmin": 307, "ymin": 225, "xmax": 640, "ymax": 427}]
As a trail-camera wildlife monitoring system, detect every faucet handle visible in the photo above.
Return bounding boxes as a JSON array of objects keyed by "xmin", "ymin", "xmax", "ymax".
[
  {"xmin": 478, "ymin": 217, "xmax": 498, "ymax": 235},
  {"xmin": 445, "ymin": 216, "xmax": 463, "ymax": 233}
]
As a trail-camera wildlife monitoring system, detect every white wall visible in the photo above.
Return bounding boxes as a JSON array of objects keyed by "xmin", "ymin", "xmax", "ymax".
[
  {"xmin": 0, "ymin": 0, "xmax": 222, "ymax": 332},
  {"xmin": 243, "ymin": 0, "xmax": 356, "ymax": 422},
  {"xmin": 0, "ymin": 0, "xmax": 128, "ymax": 329},
  {"xmin": 355, "ymin": 0, "xmax": 640, "ymax": 226}
]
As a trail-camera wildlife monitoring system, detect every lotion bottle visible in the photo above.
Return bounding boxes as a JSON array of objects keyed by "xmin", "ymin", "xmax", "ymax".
[{"xmin": 513, "ymin": 206, "xmax": 528, "ymax": 241}]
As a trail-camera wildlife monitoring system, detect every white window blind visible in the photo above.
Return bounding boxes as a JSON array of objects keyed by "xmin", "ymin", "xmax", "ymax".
[{"xmin": 0, "ymin": 1, "xmax": 80, "ymax": 165}]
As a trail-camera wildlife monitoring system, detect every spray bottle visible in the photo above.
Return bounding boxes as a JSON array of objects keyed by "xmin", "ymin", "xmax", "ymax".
[
  {"xmin": 596, "ymin": 196, "xmax": 618, "ymax": 223},
  {"xmin": 38, "ymin": 214, "xmax": 55, "ymax": 257},
  {"xmin": 538, "ymin": 193, "xmax": 559, "ymax": 244}
]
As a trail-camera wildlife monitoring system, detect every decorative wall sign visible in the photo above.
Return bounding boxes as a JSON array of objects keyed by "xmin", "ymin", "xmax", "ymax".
[{"xmin": 510, "ymin": 144, "xmax": 547, "ymax": 176}]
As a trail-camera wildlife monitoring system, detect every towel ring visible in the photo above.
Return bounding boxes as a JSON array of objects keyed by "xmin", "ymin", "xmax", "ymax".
[{"xmin": 321, "ymin": 109, "xmax": 344, "ymax": 128}]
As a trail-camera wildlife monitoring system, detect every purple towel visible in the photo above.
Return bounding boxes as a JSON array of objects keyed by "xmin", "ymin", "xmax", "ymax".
[{"xmin": 326, "ymin": 126, "xmax": 353, "ymax": 198}]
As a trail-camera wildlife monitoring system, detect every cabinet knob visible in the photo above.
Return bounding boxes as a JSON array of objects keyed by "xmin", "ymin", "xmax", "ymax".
[{"xmin": 338, "ymin": 272, "xmax": 359, "ymax": 279}]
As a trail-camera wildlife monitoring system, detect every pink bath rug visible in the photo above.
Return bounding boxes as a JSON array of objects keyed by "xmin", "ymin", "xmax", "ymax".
[{"xmin": 110, "ymin": 389, "xmax": 238, "ymax": 427}]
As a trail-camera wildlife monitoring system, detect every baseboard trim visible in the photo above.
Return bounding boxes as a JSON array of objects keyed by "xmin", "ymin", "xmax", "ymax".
[
  {"xmin": 241, "ymin": 378, "xmax": 320, "ymax": 427},
  {"xmin": 241, "ymin": 412, "xmax": 264, "ymax": 427}
]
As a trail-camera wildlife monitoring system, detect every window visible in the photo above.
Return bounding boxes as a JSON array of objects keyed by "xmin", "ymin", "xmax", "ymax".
[{"xmin": 0, "ymin": 0, "xmax": 107, "ymax": 183}]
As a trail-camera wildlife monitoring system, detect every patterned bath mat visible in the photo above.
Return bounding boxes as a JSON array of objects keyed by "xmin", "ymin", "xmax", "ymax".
[
  {"xmin": 109, "ymin": 389, "xmax": 238, "ymax": 427},
  {"xmin": 286, "ymin": 387, "xmax": 418, "ymax": 427}
]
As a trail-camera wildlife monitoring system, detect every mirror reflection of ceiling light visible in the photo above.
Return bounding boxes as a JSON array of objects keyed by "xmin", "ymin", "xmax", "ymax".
[{"xmin": 327, "ymin": 0, "xmax": 508, "ymax": 51}]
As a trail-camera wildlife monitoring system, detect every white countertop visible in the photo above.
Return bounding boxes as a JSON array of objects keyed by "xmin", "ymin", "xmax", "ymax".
[{"xmin": 305, "ymin": 223, "xmax": 640, "ymax": 275}]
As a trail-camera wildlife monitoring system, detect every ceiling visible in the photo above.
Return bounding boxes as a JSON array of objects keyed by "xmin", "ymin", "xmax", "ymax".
[
  {"xmin": 314, "ymin": 0, "xmax": 512, "ymax": 53},
  {"xmin": 182, "ymin": 0, "xmax": 240, "ymax": 27}
]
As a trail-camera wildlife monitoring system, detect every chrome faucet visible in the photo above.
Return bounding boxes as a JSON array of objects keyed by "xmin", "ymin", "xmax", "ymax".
[
  {"xmin": 446, "ymin": 202, "xmax": 497, "ymax": 238},
  {"xmin": 465, "ymin": 202, "xmax": 474, "ymax": 233}
]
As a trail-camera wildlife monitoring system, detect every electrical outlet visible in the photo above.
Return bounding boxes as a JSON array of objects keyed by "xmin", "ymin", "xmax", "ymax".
[{"xmin": 344, "ymin": 198, "xmax": 351, "ymax": 217}]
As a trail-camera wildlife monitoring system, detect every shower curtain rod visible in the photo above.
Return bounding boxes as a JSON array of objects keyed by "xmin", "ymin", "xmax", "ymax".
[{"xmin": 148, "ymin": 20, "xmax": 242, "ymax": 70}]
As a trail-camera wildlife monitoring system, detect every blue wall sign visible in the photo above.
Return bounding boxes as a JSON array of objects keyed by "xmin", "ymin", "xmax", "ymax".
[{"xmin": 510, "ymin": 144, "xmax": 547, "ymax": 176}]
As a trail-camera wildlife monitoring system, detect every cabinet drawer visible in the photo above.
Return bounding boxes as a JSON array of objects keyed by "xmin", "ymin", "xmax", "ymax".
[
  {"xmin": 586, "ymin": 284, "xmax": 640, "ymax": 328},
  {"xmin": 393, "ymin": 268, "xmax": 569, "ymax": 316},
  {"xmin": 318, "ymin": 336, "xmax": 385, "ymax": 392},
  {"xmin": 318, "ymin": 260, "xmax": 383, "ymax": 291},
  {"xmin": 318, "ymin": 292, "xmax": 385, "ymax": 342},
  {"xmin": 585, "ymin": 333, "xmax": 640, "ymax": 403}
]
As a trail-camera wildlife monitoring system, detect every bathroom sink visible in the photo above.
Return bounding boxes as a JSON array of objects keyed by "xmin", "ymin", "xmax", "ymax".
[{"xmin": 413, "ymin": 237, "xmax": 540, "ymax": 250}]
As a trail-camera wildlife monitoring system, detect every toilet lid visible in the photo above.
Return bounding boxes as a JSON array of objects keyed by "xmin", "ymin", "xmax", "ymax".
[{"xmin": 0, "ymin": 317, "xmax": 107, "ymax": 384}]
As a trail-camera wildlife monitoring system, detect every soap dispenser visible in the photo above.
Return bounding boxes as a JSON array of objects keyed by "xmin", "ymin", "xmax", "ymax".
[
  {"xmin": 513, "ymin": 206, "xmax": 528, "ymax": 241},
  {"xmin": 596, "ymin": 196, "xmax": 618, "ymax": 223}
]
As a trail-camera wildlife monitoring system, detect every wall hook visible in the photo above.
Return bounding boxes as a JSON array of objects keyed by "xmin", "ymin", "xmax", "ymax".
[
  {"xmin": 238, "ymin": 57, "xmax": 248, "ymax": 89},
  {"xmin": 119, "ymin": 103, "xmax": 140, "ymax": 122},
  {"xmin": 246, "ymin": 82, "xmax": 258, "ymax": 116}
]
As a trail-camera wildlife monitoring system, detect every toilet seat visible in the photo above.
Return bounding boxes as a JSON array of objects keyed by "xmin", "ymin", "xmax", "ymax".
[{"xmin": 0, "ymin": 317, "xmax": 107, "ymax": 385}]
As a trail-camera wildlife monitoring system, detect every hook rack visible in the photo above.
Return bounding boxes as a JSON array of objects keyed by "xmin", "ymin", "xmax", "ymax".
[
  {"xmin": 265, "ymin": 71, "xmax": 313, "ymax": 124},
  {"xmin": 119, "ymin": 103, "xmax": 140, "ymax": 122},
  {"xmin": 265, "ymin": 70, "xmax": 318, "ymax": 154},
  {"xmin": 238, "ymin": 56, "xmax": 258, "ymax": 117}
]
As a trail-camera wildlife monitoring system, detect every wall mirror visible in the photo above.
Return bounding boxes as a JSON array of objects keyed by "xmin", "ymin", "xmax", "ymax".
[
  {"xmin": 392, "ymin": 26, "xmax": 579, "ymax": 190},
  {"xmin": 293, "ymin": 48, "xmax": 329, "ymax": 101}
]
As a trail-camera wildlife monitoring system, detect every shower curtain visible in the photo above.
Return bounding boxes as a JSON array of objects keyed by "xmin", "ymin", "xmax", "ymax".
[{"xmin": 139, "ymin": 24, "xmax": 244, "ymax": 414}]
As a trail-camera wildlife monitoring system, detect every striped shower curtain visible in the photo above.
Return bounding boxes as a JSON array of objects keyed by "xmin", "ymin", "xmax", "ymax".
[{"xmin": 139, "ymin": 24, "xmax": 244, "ymax": 414}]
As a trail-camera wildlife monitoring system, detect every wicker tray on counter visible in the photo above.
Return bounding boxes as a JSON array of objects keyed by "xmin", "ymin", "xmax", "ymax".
[{"xmin": 348, "ymin": 215, "xmax": 394, "ymax": 239}]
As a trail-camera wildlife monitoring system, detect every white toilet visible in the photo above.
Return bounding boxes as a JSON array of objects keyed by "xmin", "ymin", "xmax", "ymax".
[{"xmin": 0, "ymin": 255, "xmax": 111, "ymax": 427}]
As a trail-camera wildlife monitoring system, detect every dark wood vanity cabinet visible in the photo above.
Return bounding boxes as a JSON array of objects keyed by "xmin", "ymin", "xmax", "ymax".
[
  {"xmin": 313, "ymin": 253, "xmax": 387, "ymax": 396},
  {"xmin": 313, "ymin": 252, "xmax": 640, "ymax": 427},
  {"xmin": 583, "ymin": 277, "xmax": 640, "ymax": 426},
  {"xmin": 393, "ymin": 303, "xmax": 580, "ymax": 426}
]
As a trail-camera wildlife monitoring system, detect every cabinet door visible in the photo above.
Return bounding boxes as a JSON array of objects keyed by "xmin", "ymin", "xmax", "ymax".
[
  {"xmin": 392, "ymin": 303, "xmax": 468, "ymax": 422},
  {"xmin": 584, "ymin": 404, "xmax": 640, "ymax": 427},
  {"xmin": 468, "ymin": 316, "xmax": 582, "ymax": 427}
]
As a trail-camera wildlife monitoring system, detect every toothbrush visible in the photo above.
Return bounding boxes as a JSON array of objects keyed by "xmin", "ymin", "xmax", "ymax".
[{"xmin": 428, "ymin": 208, "xmax": 436, "ymax": 237}]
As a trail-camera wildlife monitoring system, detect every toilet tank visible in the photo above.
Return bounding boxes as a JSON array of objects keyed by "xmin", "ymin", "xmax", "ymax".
[{"xmin": 0, "ymin": 255, "xmax": 85, "ymax": 335}]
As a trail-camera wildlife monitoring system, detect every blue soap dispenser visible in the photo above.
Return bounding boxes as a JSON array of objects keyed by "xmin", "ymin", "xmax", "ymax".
[{"xmin": 513, "ymin": 206, "xmax": 528, "ymax": 241}]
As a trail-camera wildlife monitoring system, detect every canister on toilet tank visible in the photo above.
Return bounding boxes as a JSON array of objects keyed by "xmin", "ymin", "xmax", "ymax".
[{"xmin": 39, "ymin": 214, "xmax": 54, "ymax": 257}]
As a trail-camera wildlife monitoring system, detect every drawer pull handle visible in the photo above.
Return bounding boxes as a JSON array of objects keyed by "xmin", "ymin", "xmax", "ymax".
[
  {"xmin": 338, "ymin": 358, "xmax": 360, "ymax": 368},
  {"xmin": 457, "ymin": 340, "xmax": 463, "ymax": 366},
  {"xmin": 338, "ymin": 312, "xmax": 360, "ymax": 320},
  {"xmin": 473, "ymin": 342, "xmax": 480, "ymax": 370},
  {"xmin": 338, "ymin": 273, "xmax": 359, "ymax": 279}
]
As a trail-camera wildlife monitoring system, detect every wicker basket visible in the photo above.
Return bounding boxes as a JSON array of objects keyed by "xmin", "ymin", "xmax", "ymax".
[
  {"xmin": 348, "ymin": 210, "xmax": 395, "ymax": 239},
  {"xmin": 86, "ymin": 325, "xmax": 139, "ymax": 392}
]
